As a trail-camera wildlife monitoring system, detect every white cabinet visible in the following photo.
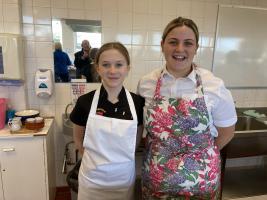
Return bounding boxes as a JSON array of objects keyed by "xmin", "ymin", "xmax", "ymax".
[{"xmin": 0, "ymin": 120, "xmax": 56, "ymax": 200}]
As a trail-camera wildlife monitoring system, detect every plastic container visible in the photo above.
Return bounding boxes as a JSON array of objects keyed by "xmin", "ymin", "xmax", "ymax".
[{"xmin": 0, "ymin": 98, "xmax": 7, "ymax": 129}]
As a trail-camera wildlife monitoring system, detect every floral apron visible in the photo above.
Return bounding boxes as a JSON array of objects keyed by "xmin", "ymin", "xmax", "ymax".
[{"xmin": 142, "ymin": 68, "xmax": 221, "ymax": 200}]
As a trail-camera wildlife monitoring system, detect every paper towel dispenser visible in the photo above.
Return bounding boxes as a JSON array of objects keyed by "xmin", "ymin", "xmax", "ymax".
[{"xmin": 0, "ymin": 33, "xmax": 24, "ymax": 80}]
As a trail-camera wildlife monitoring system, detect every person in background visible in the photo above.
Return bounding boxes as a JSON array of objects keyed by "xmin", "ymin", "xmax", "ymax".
[
  {"xmin": 89, "ymin": 47, "xmax": 101, "ymax": 82},
  {"xmin": 53, "ymin": 42, "xmax": 72, "ymax": 82},
  {"xmin": 70, "ymin": 42, "xmax": 145, "ymax": 200},
  {"xmin": 137, "ymin": 17, "xmax": 237, "ymax": 199},
  {"xmin": 74, "ymin": 39, "xmax": 92, "ymax": 81}
]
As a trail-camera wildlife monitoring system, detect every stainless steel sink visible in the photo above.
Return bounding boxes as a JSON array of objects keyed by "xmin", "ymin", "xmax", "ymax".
[
  {"xmin": 62, "ymin": 103, "xmax": 74, "ymax": 136},
  {"xmin": 62, "ymin": 114, "xmax": 73, "ymax": 136},
  {"xmin": 227, "ymin": 115, "xmax": 267, "ymax": 158},
  {"xmin": 235, "ymin": 116, "xmax": 267, "ymax": 132}
]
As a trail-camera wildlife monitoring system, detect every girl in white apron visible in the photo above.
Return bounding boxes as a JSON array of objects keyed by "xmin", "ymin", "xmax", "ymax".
[{"xmin": 70, "ymin": 42, "xmax": 144, "ymax": 200}]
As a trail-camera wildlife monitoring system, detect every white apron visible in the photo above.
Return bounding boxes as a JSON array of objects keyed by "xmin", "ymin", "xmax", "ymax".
[{"xmin": 78, "ymin": 88, "xmax": 137, "ymax": 200}]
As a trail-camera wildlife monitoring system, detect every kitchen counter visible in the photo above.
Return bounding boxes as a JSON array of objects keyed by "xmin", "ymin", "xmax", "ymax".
[
  {"xmin": 0, "ymin": 118, "xmax": 53, "ymax": 137},
  {"xmin": 230, "ymin": 195, "xmax": 267, "ymax": 200}
]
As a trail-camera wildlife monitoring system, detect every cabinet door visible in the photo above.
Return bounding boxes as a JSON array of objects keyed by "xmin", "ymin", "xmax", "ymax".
[{"xmin": 0, "ymin": 136, "xmax": 47, "ymax": 200}]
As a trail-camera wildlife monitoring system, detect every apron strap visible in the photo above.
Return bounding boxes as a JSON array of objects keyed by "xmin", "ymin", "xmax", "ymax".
[
  {"xmin": 125, "ymin": 89, "xmax": 137, "ymax": 122},
  {"xmin": 89, "ymin": 87, "xmax": 100, "ymax": 116}
]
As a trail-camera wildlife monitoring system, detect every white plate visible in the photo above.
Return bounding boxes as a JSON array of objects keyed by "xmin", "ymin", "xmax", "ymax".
[{"xmin": 15, "ymin": 110, "xmax": 39, "ymax": 117}]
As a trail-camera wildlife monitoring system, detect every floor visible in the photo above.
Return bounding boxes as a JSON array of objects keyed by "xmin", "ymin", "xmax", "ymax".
[
  {"xmin": 55, "ymin": 187, "xmax": 71, "ymax": 200},
  {"xmin": 222, "ymin": 166, "xmax": 267, "ymax": 199}
]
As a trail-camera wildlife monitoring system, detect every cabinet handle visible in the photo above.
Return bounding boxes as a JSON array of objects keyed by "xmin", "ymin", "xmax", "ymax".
[{"xmin": 2, "ymin": 147, "xmax": 15, "ymax": 152}]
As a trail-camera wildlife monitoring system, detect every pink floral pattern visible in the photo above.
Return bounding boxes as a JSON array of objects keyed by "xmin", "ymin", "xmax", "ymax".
[{"xmin": 142, "ymin": 68, "xmax": 221, "ymax": 200}]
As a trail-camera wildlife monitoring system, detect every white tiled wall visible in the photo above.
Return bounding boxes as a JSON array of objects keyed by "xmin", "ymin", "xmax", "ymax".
[{"xmin": 1, "ymin": 0, "xmax": 267, "ymax": 186}]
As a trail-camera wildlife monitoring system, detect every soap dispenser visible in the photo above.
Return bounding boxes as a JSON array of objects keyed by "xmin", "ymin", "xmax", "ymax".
[{"xmin": 35, "ymin": 69, "xmax": 53, "ymax": 98}]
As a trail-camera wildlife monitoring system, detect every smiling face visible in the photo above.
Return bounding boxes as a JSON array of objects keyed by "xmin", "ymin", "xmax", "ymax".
[
  {"xmin": 161, "ymin": 25, "xmax": 198, "ymax": 78},
  {"xmin": 96, "ymin": 49, "xmax": 129, "ymax": 91}
]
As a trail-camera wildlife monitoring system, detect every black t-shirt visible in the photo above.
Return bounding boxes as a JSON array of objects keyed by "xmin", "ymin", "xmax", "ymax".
[{"xmin": 70, "ymin": 86, "xmax": 145, "ymax": 126}]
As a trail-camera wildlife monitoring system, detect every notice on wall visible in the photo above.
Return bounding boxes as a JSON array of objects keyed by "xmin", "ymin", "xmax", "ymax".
[{"xmin": 0, "ymin": 46, "xmax": 3, "ymax": 74}]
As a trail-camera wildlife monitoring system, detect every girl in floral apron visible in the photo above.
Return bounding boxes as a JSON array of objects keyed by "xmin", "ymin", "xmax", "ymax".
[{"xmin": 138, "ymin": 17, "xmax": 237, "ymax": 199}]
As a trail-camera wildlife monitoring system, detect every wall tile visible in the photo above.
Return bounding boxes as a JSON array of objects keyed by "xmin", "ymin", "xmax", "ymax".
[
  {"xmin": 0, "ymin": 20, "xmax": 4, "ymax": 33},
  {"xmin": 4, "ymin": 0, "xmax": 19, "ymax": 4},
  {"xmin": 8, "ymin": 86, "xmax": 27, "ymax": 111},
  {"xmin": 131, "ymin": 45, "xmax": 146, "ymax": 60},
  {"xmin": 51, "ymin": 0, "xmax": 67, "ymax": 9},
  {"xmin": 33, "ymin": 0, "xmax": 51, "ymax": 8},
  {"xmin": 0, "ymin": 86, "xmax": 9, "ymax": 98},
  {"xmin": 22, "ymin": 6, "xmax": 34, "ymax": 24},
  {"xmin": 148, "ymin": 0, "xmax": 162, "ymax": 14},
  {"xmin": 25, "ymin": 71, "xmax": 36, "ymax": 89},
  {"xmin": 116, "ymin": 28, "xmax": 132, "ymax": 45},
  {"xmin": 51, "ymin": 8, "xmax": 68, "ymax": 19},
  {"xmin": 102, "ymin": 0, "xmax": 118, "ymax": 12},
  {"xmin": 102, "ymin": 27, "xmax": 117, "ymax": 43},
  {"xmin": 84, "ymin": 0, "xmax": 101, "ymax": 11},
  {"xmin": 3, "ymin": 3, "xmax": 20, "ymax": 22},
  {"xmin": 131, "ymin": 28, "xmax": 146, "ymax": 44},
  {"xmin": 21, "ymin": 0, "xmax": 33, "ymax": 7},
  {"xmin": 118, "ymin": 12, "xmax": 132, "ymax": 29},
  {"xmin": 3, "ymin": 22, "xmax": 21, "ymax": 34},
  {"xmin": 34, "ymin": 24, "xmax": 52, "ymax": 41},
  {"xmin": 204, "ymin": 2, "xmax": 218, "ymax": 20},
  {"xmin": 85, "ymin": 10, "xmax": 101, "ymax": 21},
  {"xmin": 162, "ymin": 0, "xmax": 177, "ymax": 16},
  {"xmin": 147, "ymin": 30, "xmax": 161, "ymax": 45},
  {"xmin": 33, "ymin": 7, "xmax": 51, "ymax": 25},
  {"xmin": 231, "ymin": 0, "xmax": 244, "ymax": 6},
  {"xmin": 118, "ymin": 0, "xmax": 132, "ymax": 13},
  {"xmin": 133, "ymin": 0, "xmax": 148, "ymax": 13},
  {"xmin": 24, "ymin": 40, "xmax": 36, "ymax": 58},
  {"xmin": 144, "ymin": 45, "xmax": 161, "ymax": 61},
  {"xmin": 36, "ymin": 58, "xmax": 53, "ymax": 69},
  {"xmin": 147, "ymin": 14, "xmax": 162, "ymax": 30},
  {"xmin": 24, "ymin": 58, "xmax": 37, "ymax": 75},
  {"xmin": 22, "ymin": 24, "xmax": 35, "ymax": 40},
  {"xmin": 257, "ymin": 0, "xmax": 267, "ymax": 7},
  {"xmin": 102, "ymin": 11, "xmax": 117, "ymax": 27},
  {"xmin": 39, "ymin": 93, "xmax": 55, "ymax": 105},
  {"xmin": 191, "ymin": 1, "xmax": 205, "ymax": 18},
  {"xmin": 67, "ymin": 8, "xmax": 85, "ymax": 19},
  {"xmin": 133, "ymin": 13, "xmax": 148, "ymax": 30},
  {"xmin": 67, "ymin": 0, "xmax": 84, "ymax": 9},
  {"xmin": 39, "ymin": 104, "xmax": 56, "ymax": 117},
  {"xmin": 35, "ymin": 41, "xmax": 52, "ymax": 58}
]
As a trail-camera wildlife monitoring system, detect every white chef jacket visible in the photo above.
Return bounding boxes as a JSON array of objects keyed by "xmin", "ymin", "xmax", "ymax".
[{"xmin": 137, "ymin": 66, "xmax": 237, "ymax": 137}]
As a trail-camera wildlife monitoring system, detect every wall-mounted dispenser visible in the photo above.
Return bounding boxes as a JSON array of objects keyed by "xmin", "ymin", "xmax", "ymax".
[
  {"xmin": 35, "ymin": 69, "xmax": 53, "ymax": 98},
  {"xmin": 0, "ymin": 33, "xmax": 24, "ymax": 80}
]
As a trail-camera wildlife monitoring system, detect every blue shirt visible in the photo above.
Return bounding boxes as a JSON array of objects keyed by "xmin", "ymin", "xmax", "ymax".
[{"xmin": 54, "ymin": 50, "xmax": 72, "ymax": 74}]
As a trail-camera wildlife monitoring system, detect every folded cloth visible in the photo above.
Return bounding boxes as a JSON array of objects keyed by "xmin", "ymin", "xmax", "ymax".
[{"xmin": 243, "ymin": 110, "xmax": 266, "ymax": 118}]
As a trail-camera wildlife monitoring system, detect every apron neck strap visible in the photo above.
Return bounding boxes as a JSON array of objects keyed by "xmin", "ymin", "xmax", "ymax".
[{"xmin": 89, "ymin": 86, "xmax": 137, "ymax": 122}]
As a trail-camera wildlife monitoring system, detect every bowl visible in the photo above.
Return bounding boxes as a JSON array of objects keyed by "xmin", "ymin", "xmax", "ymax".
[{"xmin": 15, "ymin": 110, "xmax": 40, "ymax": 123}]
